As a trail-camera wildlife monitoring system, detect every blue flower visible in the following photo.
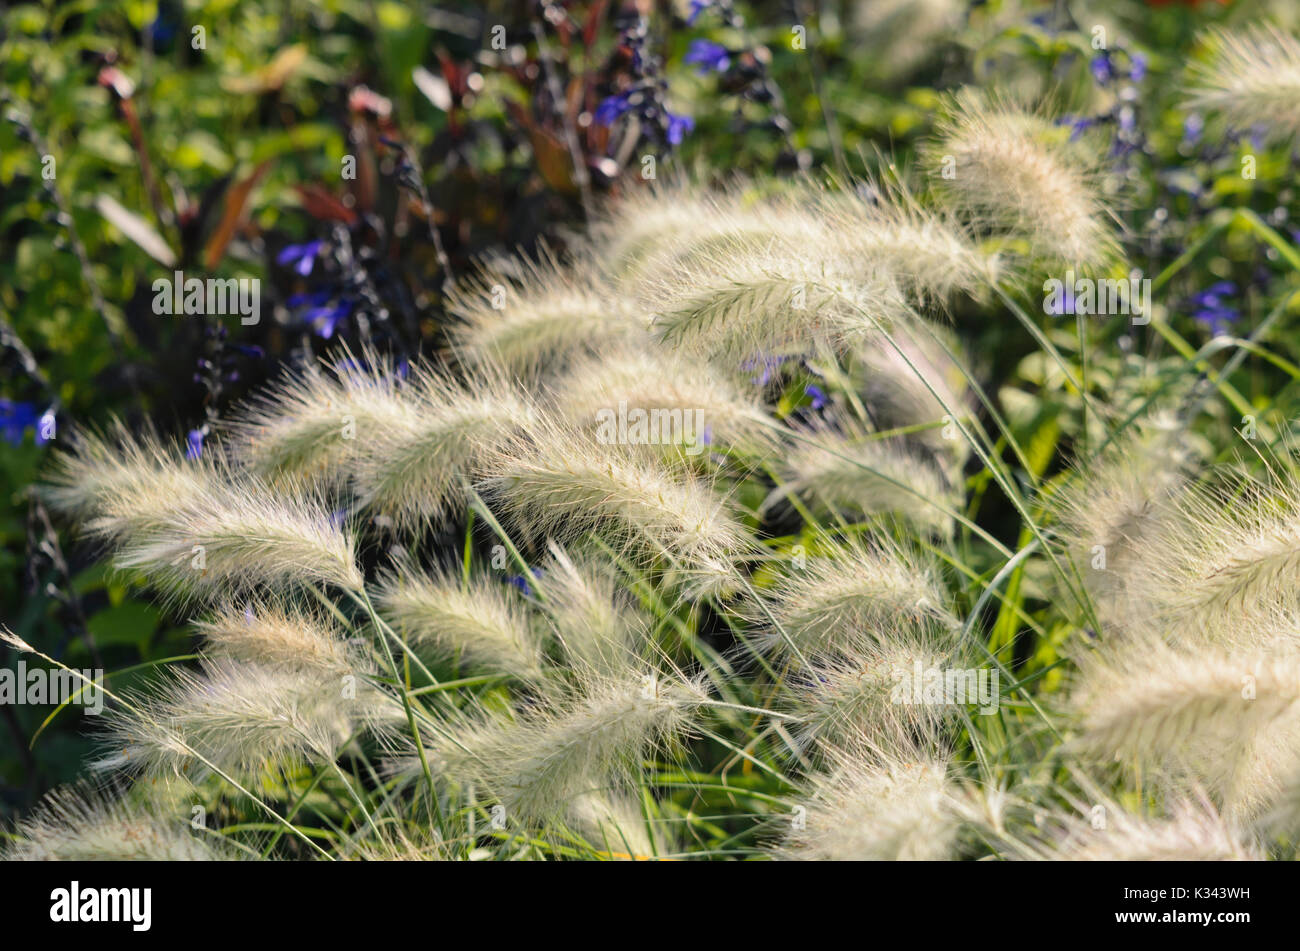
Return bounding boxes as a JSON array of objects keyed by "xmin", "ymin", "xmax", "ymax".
[
  {"xmin": 1129, "ymin": 52, "xmax": 1147, "ymax": 82},
  {"xmin": 740, "ymin": 353, "xmax": 789, "ymax": 386},
  {"xmin": 1090, "ymin": 53, "xmax": 1112, "ymax": 85},
  {"xmin": 1189, "ymin": 281, "xmax": 1240, "ymax": 336},
  {"xmin": 0, "ymin": 400, "xmax": 44, "ymax": 446},
  {"xmin": 666, "ymin": 112, "xmax": 695, "ymax": 146},
  {"xmin": 804, "ymin": 383, "xmax": 828, "ymax": 410},
  {"xmin": 685, "ymin": 39, "xmax": 730, "ymax": 74},
  {"xmin": 186, "ymin": 428, "xmax": 206, "ymax": 460},
  {"xmin": 277, "ymin": 241, "xmax": 324, "ymax": 277},
  {"xmin": 595, "ymin": 92, "xmax": 633, "ymax": 126},
  {"xmin": 298, "ymin": 298, "xmax": 353, "ymax": 339},
  {"xmin": 1183, "ymin": 113, "xmax": 1204, "ymax": 146},
  {"xmin": 507, "ymin": 566, "xmax": 545, "ymax": 597},
  {"xmin": 287, "ymin": 290, "xmax": 332, "ymax": 309},
  {"xmin": 686, "ymin": 0, "xmax": 711, "ymax": 24},
  {"xmin": 1056, "ymin": 115, "xmax": 1095, "ymax": 142},
  {"xmin": 144, "ymin": 17, "xmax": 177, "ymax": 45}
]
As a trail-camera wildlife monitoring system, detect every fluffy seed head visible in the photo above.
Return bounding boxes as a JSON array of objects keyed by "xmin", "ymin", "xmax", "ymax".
[
  {"xmin": 430, "ymin": 668, "xmax": 706, "ymax": 828},
  {"xmin": 3, "ymin": 784, "xmax": 236, "ymax": 861},
  {"xmin": 774, "ymin": 742, "xmax": 961, "ymax": 860},
  {"xmin": 348, "ymin": 364, "xmax": 540, "ymax": 527},
  {"xmin": 194, "ymin": 601, "xmax": 358, "ymax": 675},
  {"xmin": 757, "ymin": 538, "xmax": 957, "ymax": 660},
  {"xmin": 550, "ymin": 347, "xmax": 781, "ymax": 456},
  {"xmin": 764, "ymin": 427, "xmax": 958, "ymax": 536},
  {"xmin": 375, "ymin": 566, "xmax": 545, "ymax": 682},
  {"xmin": 42, "ymin": 424, "xmax": 218, "ymax": 543},
  {"xmin": 1038, "ymin": 796, "xmax": 1264, "ymax": 861},
  {"xmin": 448, "ymin": 261, "xmax": 650, "ymax": 378},
  {"xmin": 224, "ymin": 353, "xmax": 411, "ymax": 490},
  {"xmin": 647, "ymin": 247, "xmax": 912, "ymax": 365},
  {"xmin": 537, "ymin": 540, "xmax": 649, "ymax": 675},
  {"xmin": 1069, "ymin": 636, "xmax": 1300, "ymax": 809},
  {"xmin": 1186, "ymin": 25, "xmax": 1300, "ymax": 144},
  {"xmin": 567, "ymin": 791, "xmax": 664, "ymax": 860},
  {"xmin": 480, "ymin": 413, "xmax": 751, "ymax": 597},
  {"xmin": 97, "ymin": 658, "xmax": 396, "ymax": 779},
  {"xmin": 1048, "ymin": 412, "xmax": 1194, "ymax": 636},
  {"xmin": 926, "ymin": 90, "xmax": 1118, "ymax": 267},
  {"xmin": 111, "ymin": 475, "xmax": 364, "ymax": 603},
  {"xmin": 818, "ymin": 184, "xmax": 1000, "ymax": 304},
  {"xmin": 848, "ymin": 326, "xmax": 974, "ymax": 473}
]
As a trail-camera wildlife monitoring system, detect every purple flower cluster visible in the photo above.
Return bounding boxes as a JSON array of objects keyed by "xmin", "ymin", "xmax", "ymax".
[
  {"xmin": 1189, "ymin": 282, "xmax": 1240, "ymax": 336},
  {"xmin": 0, "ymin": 399, "xmax": 54, "ymax": 447}
]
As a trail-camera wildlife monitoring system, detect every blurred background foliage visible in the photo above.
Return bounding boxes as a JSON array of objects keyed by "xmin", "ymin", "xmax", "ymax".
[{"xmin": 4, "ymin": 0, "xmax": 1300, "ymax": 821}]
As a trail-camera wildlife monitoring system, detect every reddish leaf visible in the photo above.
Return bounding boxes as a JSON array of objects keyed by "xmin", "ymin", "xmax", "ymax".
[
  {"xmin": 582, "ymin": 0, "xmax": 608, "ymax": 49},
  {"xmin": 202, "ymin": 160, "xmax": 272, "ymax": 270},
  {"xmin": 294, "ymin": 184, "xmax": 359, "ymax": 226}
]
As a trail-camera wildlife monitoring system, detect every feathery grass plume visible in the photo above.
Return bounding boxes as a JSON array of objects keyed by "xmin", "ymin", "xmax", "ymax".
[
  {"xmin": 589, "ymin": 186, "xmax": 748, "ymax": 282},
  {"xmin": 43, "ymin": 426, "xmax": 363, "ymax": 603},
  {"xmin": 849, "ymin": 0, "xmax": 965, "ymax": 78},
  {"xmin": 374, "ymin": 566, "xmax": 545, "ymax": 682},
  {"xmin": 348, "ymin": 362, "xmax": 540, "ymax": 527},
  {"xmin": 790, "ymin": 639, "xmax": 959, "ymax": 752},
  {"xmin": 41, "ymin": 423, "xmax": 217, "ymax": 542},
  {"xmin": 763, "ymin": 426, "xmax": 958, "ymax": 536},
  {"xmin": 773, "ymin": 740, "xmax": 962, "ymax": 860},
  {"xmin": 925, "ymin": 89, "xmax": 1118, "ymax": 267},
  {"xmin": 96, "ymin": 657, "xmax": 396, "ymax": 779},
  {"xmin": 1249, "ymin": 725, "xmax": 1300, "ymax": 839},
  {"xmin": 2, "ymin": 783, "xmax": 237, "ymax": 861},
  {"xmin": 1137, "ymin": 468, "xmax": 1300, "ymax": 637},
  {"xmin": 224, "ymin": 349, "xmax": 412, "ymax": 490},
  {"xmin": 589, "ymin": 184, "xmax": 824, "ymax": 289},
  {"xmin": 537, "ymin": 540, "xmax": 649, "ymax": 675},
  {"xmin": 550, "ymin": 347, "xmax": 781, "ymax": 456},
  {"xmin": 110, "ymin": 472, "xmax": 363, "ymax": 603},
  {"xmin": 1048, "ymin": 412, "xmax": 1194, "ymax": 636},
  {"xmin": 1035, "ymin": 797, "xmax": 1264, "ymax": 861},
  {"xmin": 0, "ymin": 626, "xmax": 34, "ymax": 654},
  {"xmin": 567, "ymin": 791, "xmax": 664, "ymax": 860},
  {"xmin": 1222, "ymin": 713, "xmax": 1300, "ymax": 824},
  {"xmin": 646, "ymin": 244, "xmax": 913, "ymax": 365},
  {"xmin": 756, "ymin": 537, "xmax": 958, "ymax": 660},
  {"xmin": 194, "ymin": 601, "xmax": 358, "ymax": 675},
  {"xmin": 480, "ymin": 411, "xmax": 751, "ymax": 597},
  {"xmin": 1068, "ymin": 635, "xmax": 1300, "ymax": 807},
  {"xmin": 847, "ymin": 325, "xmax": 974, "ymax": 472},
  {"xmin": 430, "ymin": 668, "xmax": 706, "ymax": 828},
  {"xmin": 447, "ymin": 258, "xmax": 650, "ymax": 378},
  {"xmin": 1186, "ymin": 25, "xmax": 1300, "ymax": 143},
  {"xmin": 817, "ymin": 182, "xmax": 1000, "ymax": 305}
]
